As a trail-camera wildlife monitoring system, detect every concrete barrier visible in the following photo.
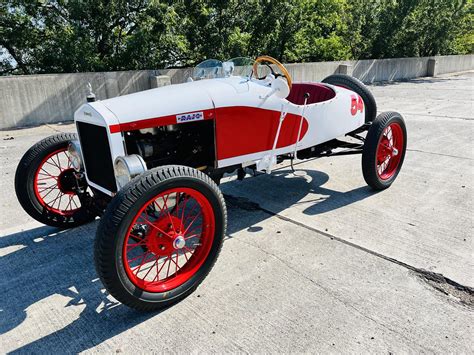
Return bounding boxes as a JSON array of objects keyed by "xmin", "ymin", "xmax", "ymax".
[
  {"xmin": 150, "ymin": 75, "xmax": 172, "ymax": 88},
  {"xmin": 352, "ymin": 57, "xmax": 430, "ymax": 83},
  {"xmin": 435, "ymin": 55, "xmax": 474, "ymax": 75},
  {"xmin": 0, "ymin": 70, "xmax": 162, "ymax": 129},
  {"xmin": 1, "ymin": 54, "xmax": 472, "ymax": 129}
]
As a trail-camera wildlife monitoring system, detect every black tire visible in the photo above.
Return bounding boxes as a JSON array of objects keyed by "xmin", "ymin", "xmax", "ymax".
[
  {"xmin": 362, "ymin": 112, "xmax": 407, "ymax": 190},
  {"xmin": 94, "ymin": 165, "xmax": 226, "ymax": 311},
  {"xmin": 15, "ymin": 133, "xmax": 96, "ymax": 228},
  {"xmin": 322, "ymin": 74, "xmax": 377, "ymax": 123}
]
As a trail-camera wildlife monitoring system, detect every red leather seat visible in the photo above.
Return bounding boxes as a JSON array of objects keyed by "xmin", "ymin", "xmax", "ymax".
[{"xmin": 287, "ymin": 82, "xmax": 335, "ymax": 105}]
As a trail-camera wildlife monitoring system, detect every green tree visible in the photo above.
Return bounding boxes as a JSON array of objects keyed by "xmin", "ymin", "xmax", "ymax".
[
  {"xmin": 0, "ymin": 0, "xmax": 472, "ymax": 75},
  {"xmin": 0, "ymin": 0, "xmax": 187, "ymax": 74},
  {"xmin": 347, "ymin": 0, "xmax": 473, "ymax": 59}
]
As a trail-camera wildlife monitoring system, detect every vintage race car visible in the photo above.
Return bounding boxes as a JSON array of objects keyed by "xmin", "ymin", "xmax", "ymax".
[{"xmin": 15, "ymin": 56, "xmax": 407, "ymax": 311}]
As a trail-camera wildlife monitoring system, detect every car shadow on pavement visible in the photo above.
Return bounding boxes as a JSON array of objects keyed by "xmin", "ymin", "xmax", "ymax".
[
  {"xmin": 222, "ymin": 169, "xmax": 375, "ymax": 231},
  {"xmin": 0, "ymin": 223, "xmax": 159, "ymax": 353},
  {"xmin": 0, "ymin": 169, "xmax": 376, "ymax": 353}
]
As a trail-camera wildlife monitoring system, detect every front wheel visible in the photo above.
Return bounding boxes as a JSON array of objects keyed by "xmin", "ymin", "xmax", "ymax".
[
  {"xmin": 15, "ymin": 133, "xmax": 96, "ymax": 228},
  {"xmin": 94, "ymin": 165, "xmax": 226, "ymax": 311},
  {"xmin": 362, "ymin": 112, "xmax": 407, "ymax": 190}
]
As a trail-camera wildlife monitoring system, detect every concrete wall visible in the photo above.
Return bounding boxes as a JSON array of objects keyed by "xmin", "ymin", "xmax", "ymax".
[
  {"xmin": 435, "ymin": 55, "xmax": 474, "ymax": 75},
  {"xmin": 0, "ymin": 70, "xmax": 159, "ymax": 129},
  {"xmin": 1, "ymin": 54, "xmax": 473, "ymax": 129},
  {"xmin": 285, "ymin": 61, "xmax": 347, "ymax": 82},
  {"xmin": 158, "ymin": 68, "xmax": 194, "ymax": 85},
  {"xmin": 352, "ymin": 57, "xmax": 431, "ymax": 83},
  {"xmin": 158, "ymin": 55, "xmax": 474, "ymax": 85}
]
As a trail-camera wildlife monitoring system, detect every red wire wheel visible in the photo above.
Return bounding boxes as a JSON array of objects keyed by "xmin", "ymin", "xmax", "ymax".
[
  {"xmin": 95, "ymin": 165, "xmax": 226, "ymax": 311},
  {"xmin": 33, "ymin": 148, "xmax": 81, "ymax": 215},
  {"xmin": 375, "ymin": 123, "xmax": 404, "ymax": 180},
  {"xmin": 15, "ymin": 133, "xmax": 96, "ymax": 228},
  {"xmin": 362, "ymin": 111, "xmax": 407, "ymax": 190},
  {"xmin": 123, "ymin": 187, "xmax": 215, "ymax": 292}
]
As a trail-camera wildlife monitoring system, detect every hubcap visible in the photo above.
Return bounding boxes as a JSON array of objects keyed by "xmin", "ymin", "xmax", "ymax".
[{"xmin": 173, "ymin": 236, "xmax": 186, "ymax": 249}]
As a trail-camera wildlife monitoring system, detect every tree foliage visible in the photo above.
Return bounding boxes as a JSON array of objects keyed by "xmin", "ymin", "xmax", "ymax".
[{"xmin": 0, "ymin": 0, "xmax": 472, "ymax": 75}]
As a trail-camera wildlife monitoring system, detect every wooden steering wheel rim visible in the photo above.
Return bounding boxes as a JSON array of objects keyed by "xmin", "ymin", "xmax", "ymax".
[{"xmin": 253, "ymin": 55, "xmax": 292, "ymax": 89}]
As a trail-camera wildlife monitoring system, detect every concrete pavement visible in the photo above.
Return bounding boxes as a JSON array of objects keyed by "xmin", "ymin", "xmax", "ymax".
[{"xmin": 0, "ymin": 72, "xmax": 473, "ymax": 353}]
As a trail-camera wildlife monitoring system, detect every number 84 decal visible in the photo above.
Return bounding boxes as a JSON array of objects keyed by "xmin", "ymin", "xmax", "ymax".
[{"xmin": 351, "ymin": 94, "xmax": 364, "ymax": 116}]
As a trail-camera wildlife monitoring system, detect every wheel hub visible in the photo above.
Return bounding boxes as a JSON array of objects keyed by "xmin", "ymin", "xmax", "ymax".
[
  {"xmin": 146, "ymin": 215, "xmax": 186, "ymax": 256},
  {"xmin": 57, "ymin": 168, "xmax": 77, "ymax": 194},
  {"xmin": 377, "ymin": 137, "xmax": 398, "ymax": 163}
]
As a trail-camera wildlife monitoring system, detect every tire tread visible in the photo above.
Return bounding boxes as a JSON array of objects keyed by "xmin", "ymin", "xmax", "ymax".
[
  {"xmin": 94, "ymin": 165, "xmax": 226, "ymax": 311},
  {"xmin": 362, "ymin": 111, "xmax": 407, "ymax": 190}
]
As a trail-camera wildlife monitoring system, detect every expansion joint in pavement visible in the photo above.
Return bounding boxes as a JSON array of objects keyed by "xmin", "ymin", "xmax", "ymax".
[
  {"xmin": 402, "ymin": 112, "xmax": 473, "ymax": 121},
  {"xmin": 224, "ymin": 194, "xmax": 474, "ymax": 308},
  {"xmin": 407, "ymin": 148, "xmax": 474, "ymax": 161}
]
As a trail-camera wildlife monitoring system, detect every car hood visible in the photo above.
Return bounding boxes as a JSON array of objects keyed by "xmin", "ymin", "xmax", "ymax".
[{"xmin": 100, "ymin": 77, "xmax": 250, "ymax": 125}]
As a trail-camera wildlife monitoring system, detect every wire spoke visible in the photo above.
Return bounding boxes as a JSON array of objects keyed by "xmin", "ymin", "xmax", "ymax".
[
  {"xmin": 184, "ymin": 233, "xmax": 200, "ymax": 240},
  {"xmin": 185, "ymin": 223, "xmax": 203, "ymax": 236},
  {"xmin": 37, "ymin": 176, "xmax": 57, "ymax": 181},
  {"xmin": 179, "ymin": 195, "xmax": 190, "ymax": 229},
  {"xmin": 45, "ymin": 160, "xmax": 60, "ymax": 171},
  {"xmin": 153, "ymin": 193, "xmax": 170, "ymax": 219},
  {"xmin": 38, "ymin": 185, "xmax": 57, "ymax": 193},
  {"xmin": 128, "ymin": 251, "xmax": 152, "ymax": 264},
  {"xmin": 55, "ymin": 153, "xmax": 63, "ymax": 171},
  {"xmin": 65, "ymin": 195, "xmax": 73, "ymax": 211},
  {"xmin": 170, "ymin": 252, "xmax": 180, "ymax": 276},
  {"xmin": 46, "ymin": 190, "xmax": 62, "ymax": 207},
  {"xmin": 184, "ymin": 211, "xmax": 202, "ymax": 235},
  {"xmin": 166, "ymin": 257, "xmax": 172, "ymax": 279},
  {"xmin": 161, "ymin": 194, "xmax": 177, "ymax": 233},
  {"xmin": 40, "ymin": 168, "xmax": 58, "ymax": 179},
  {"xmin": 184, "ymin": 246, "xmax": 195, "ymax": 254},
  {"xmin": 132, "ymin": 251, "xmax": 152, "ymax": 275},
  {"xmin": 63, "ymin": 151, "xmax": 73, "ymax": 168},
  {"xmin": 152, "ymin": 256, "xmax": 168, "ymax": 281},
  {"xmin": 40, "ymin": 186, "xmax": 59, "ymax": 200},
  {"xmin": 137, "ymin": 215, "xmax": 173, "ymax": 238},
  {"xmin": 143, "ymin": 258, "xmax": 159, "ymax": 281},
  {"xmin": 126, "ymin": 243, "xmax": 147, "ymax": 253},
  {"xmin": 127, "ymin": 240, "xmax": 148, "ymax": 248}
]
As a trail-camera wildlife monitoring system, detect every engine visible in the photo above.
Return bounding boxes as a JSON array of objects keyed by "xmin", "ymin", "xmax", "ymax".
[{"xmin": 123, "ymin": 120, "xmax": 216, "ymax": 170}]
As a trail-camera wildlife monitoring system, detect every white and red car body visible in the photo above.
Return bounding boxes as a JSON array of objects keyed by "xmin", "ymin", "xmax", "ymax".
[{"xmin": 74, "ymin": 75, "xmax": 365, "ymax": 196}]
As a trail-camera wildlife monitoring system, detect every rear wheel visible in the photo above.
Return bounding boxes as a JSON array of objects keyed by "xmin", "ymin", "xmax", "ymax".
[
  {"xmin": 15, "ymin": 133, "xmax": 96, "ymax": 228},
  {"xmin": 362, "ymin": 112, "xmax": 407, "ymax": 190},
  {"xmin": 322, "ymin": 74, "xmax": 377, "ymax": 123},
  {"xmin": 94, "ymin": 165, "xmax": 226, "ymax": 311}
]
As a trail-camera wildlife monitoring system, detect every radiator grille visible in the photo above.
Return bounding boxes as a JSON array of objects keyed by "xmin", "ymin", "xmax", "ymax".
[{"xmin": 76, "ymin": 122, "xmax": 116, "ymax": 192}]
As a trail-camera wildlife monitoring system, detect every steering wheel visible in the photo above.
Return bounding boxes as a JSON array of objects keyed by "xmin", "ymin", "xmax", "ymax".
[{"xmin": 253, "ymin": 55, "xmax": 292, "ymax": 90}]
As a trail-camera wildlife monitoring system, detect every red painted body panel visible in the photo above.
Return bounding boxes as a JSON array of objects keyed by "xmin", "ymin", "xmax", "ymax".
[{"xmin": 214, "ymin": 106, "xmax": 308, "ymax": 160}]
